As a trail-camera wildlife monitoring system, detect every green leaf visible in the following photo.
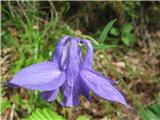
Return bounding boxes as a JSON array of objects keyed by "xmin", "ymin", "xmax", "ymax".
[
  {"xmin": 1, "ymin": 100, "xmax": 11, "ymax": 114},
  {"xmin": 121, "ymin": 33, "xmax": 136, "ymax": 46},
  {"xmin": 99, "ymin": 19, "xmax": 117, "ymax": 44},
  {"xmin": 13, "ymin": 94, "xmax": 22, "ymax": 105},
  {"xmin": 76, "ymin": 115, "xmax": 90, "ymax": 120},
  {"xmin": 140, "ymin": 104, "xmax": 160, "ymax": 120},
  {"xmin": 94, "ymin": 44, "xmax": 117, "ymax": 50},
  {"xmin": 121, "ymin": 23, "xmax": 133, "ymax": 33},
  {"xmin": 110, "ymin": 27, "xmax": 120, "ymax": 36},
  {"xmin": 22, "ymin": 108, "xmax": 65, "ymax": 120},
  {"xmin": 61, "ymin": 2, "xmax": 70, "ymax": 16}
]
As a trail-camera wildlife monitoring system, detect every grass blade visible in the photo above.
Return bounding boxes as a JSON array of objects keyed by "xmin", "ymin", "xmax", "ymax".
[{"xmin": 99, "ymin": 19, "xmax": 117, "ymax": 44}]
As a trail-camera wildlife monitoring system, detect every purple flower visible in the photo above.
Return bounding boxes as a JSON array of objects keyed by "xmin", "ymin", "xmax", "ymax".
[{"xmin": 8, "ymin": 36, "xmax": 128, "ymax": 107}]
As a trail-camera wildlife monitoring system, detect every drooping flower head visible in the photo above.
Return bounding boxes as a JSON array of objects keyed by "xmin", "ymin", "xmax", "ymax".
[{"xmin": 8, "ymin": 36, "xmax": 129, "ymax": 107}]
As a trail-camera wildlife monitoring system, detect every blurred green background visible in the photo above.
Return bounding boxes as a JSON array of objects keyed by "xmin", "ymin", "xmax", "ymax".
[{"xmin": 1, "ymin": 1, "xmax": 160, "ymax": 120}]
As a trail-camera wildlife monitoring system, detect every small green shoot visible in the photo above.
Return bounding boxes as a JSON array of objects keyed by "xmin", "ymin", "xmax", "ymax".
[{"xmin": 99, "ymin": 19, "xmax": 117, "ymax": 44}]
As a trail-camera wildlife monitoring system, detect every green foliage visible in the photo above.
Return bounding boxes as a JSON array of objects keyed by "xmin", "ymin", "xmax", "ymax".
[
  {"xmin": 78, "ymin": 19, "xmax": 118, "ymax": 50},
  {"xmin": 81, "ymin": 19, "xmax": 117, "ymax": 50},
  {"xmin": 13, "ymin": 94, "xmax": 39, "ymax": 113},
  {"xmin": 13, "ymin": 92, "xmax": 56, "ymax": 114},
  {"xmin": 97, "ymin": 19, "xmax": 136, "ymax": 48},
  {"xmin": 1, "ymin": 99, "xmax": 11, "ymax": 114},
  {"xmin": 99, "ymin": 19, "xmax": 117, "ymax": 44},
  {"xmin": 110, "ymin": 23, "xmax": 136, "ymax": 46},
  {"xmin": 76, "ymin": 115, "xmax": 90, "ymax": 120},
  {"xmin": 121, "ymin": 23, "xmax": 136, "ymax": 46},
  {"xmin": 22, "ymin": 108, "xmax": 65, "ymax": 120},
  {"xmin": 110, "ymin": 27, "xmax": 119, "ymax": 36},
  {"xmin": 140, "ymin": 104, "xmax": 160, "ymax": 120},
  {"xmin": 2, "ymin": 1, "xmax": 75, "ymax": 74},
  {"xmin": 94, "ymin": 44, "xmax": 117, "ymax": 50},
  {"xmin": 122, "ymin": 2, "xmax": 141, "ymax": 19}
]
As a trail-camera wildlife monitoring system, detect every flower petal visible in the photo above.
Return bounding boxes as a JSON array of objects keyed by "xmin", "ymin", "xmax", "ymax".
[
  {"xmin": 61, "ymin": 83, "xmax": 80, "ymax": 107},
  {"xmin": 80, "ymin": 69, "xmax": 128, "ymax": 106},
  {"xmin": 79, "ymin": 78, "xmax": 92, "ymax": 101},
  {"xmin": 59, "ymin": 44, "xmax": 68, "ymax": 70},
  {"xmin": 8, "ymin": 62, "xmax": 65, "ymax": 91},
  {"xmin": 78, "ymin": 46, "xmax": 83, "ymax": 65},
  {"xmin": 61, "ymin": 38, "xmax": 80, "ymax": 107},
  {"xmin": 78, "ymin": 40, "xmax": 93, "ymax": 100},
  {"xmin": 81, "ymin": 40, "xmax": 94, "ymax": 69},
  {"xmin": 51, "ymin": 36, "xmax": 70, "ymax": 62},
  {"xmin": 89, "ymin": 69, "xmax": 118, "ymax": 84},
  {"xmin": 41, "ymin": 89, "xmax": 59, "ymax": 102}
]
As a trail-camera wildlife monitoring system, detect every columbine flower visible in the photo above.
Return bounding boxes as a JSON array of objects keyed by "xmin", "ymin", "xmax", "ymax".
[{"xmin": 8, "ymin": 36, "xmax": 128, "ymax": 107}]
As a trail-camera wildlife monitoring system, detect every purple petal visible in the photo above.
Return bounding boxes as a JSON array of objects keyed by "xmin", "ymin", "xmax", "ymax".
[
  {"xmin": 61, "ymin": 38, "xmax": 80, "ymax": 107},
  {"xmin": 78, "ymin": 40, "xmax": 93, "ymax": 100},
  {"xmin": 59, "ymin": 44, "xmax": 68, "ymax": 70},
  {"xmin": 51, "ymin": 36, "xmax": 70, "ymax": 62},
  {"xmin": 41, "ymin": 89, "xmax": 59, "ymax": 102},
  {"xmin": 89, "ymin": 70, "xmax": 118, "ymax": 84},
  {"xmin": 78, "ymin": 46, "xmax": 83, "ymax": 65},
  {"xmin": 8, "ymin": 62, "xmax": 65, "ymax": 91},
  {"xmin": 81, "ymin": 40, "xmax": 94, "ymax": 69},
  {"xmin": 61, "ymin": 83, "xmax": 80, "ymax": 107},
  {"xmin": 79, "ymin": 78, "xmax": 92, "ymax": 101},
  {"xmin": 66, "ymin": 38, "xmax": 80, "ymax": 77},
  {"xmin": 80, "ymin": 69, "xmax": 128, "ymax": 107}
]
